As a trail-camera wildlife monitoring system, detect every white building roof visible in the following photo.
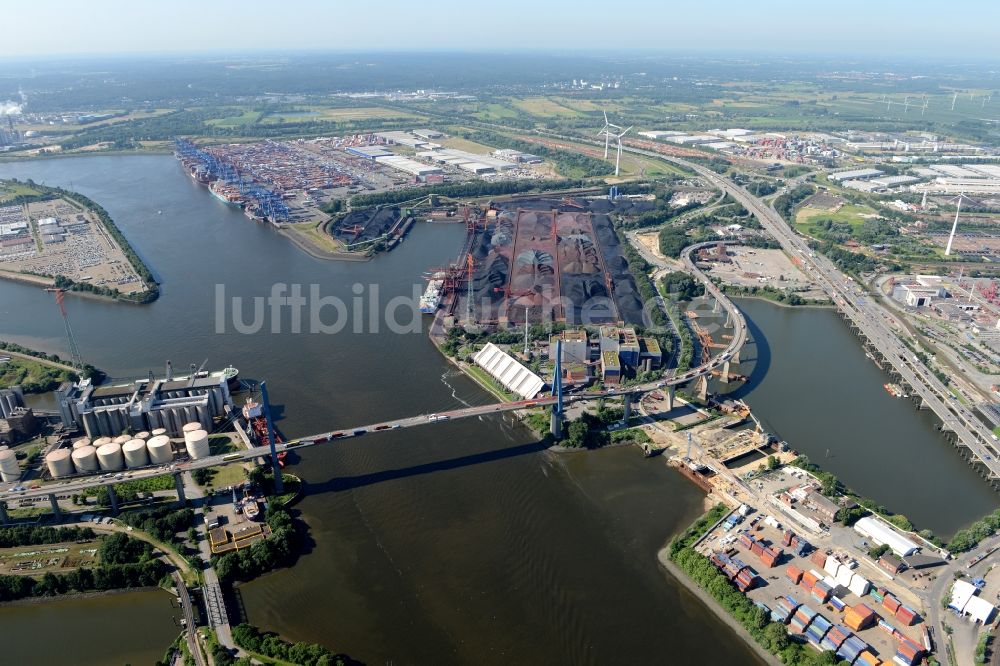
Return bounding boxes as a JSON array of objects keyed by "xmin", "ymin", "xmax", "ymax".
[
  {"xmin": 472, "ymin": 343, "xmax": 545, "ymax": 399},
  {"xmin": 949, "ymin": 579, "xmax": 977, "ymax": 612},
  {"xmin": 830, "ymin": 168, "xmax": 884, "ymax": 181},
  {"xmin": 853, "ymin": 516, "xmax": 920, "ymax": 557},
  {"xmin": 963, "ymin": 595, "xmax": 996, "ymax": 624}
]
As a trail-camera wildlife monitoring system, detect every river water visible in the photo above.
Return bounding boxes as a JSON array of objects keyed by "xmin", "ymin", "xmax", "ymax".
[
  {"xmin": 0, "ymin": 155, "xmax": 994, "ymax": 663},
  {"xmin": 729, "ymin": 298, "xmax": 998, "ymax": 539},
  {"xmin": 0, "ymin": 156, "xmax": 763, "ymax": 665},
  {"xmin": 0, "ymin": 589, "xmax": 178, "ymax": 665}
]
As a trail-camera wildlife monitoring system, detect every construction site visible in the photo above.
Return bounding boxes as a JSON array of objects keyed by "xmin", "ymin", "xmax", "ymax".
[{"xmin": 425, "ymin": 195, "xmax": 653, "ymax": 328}]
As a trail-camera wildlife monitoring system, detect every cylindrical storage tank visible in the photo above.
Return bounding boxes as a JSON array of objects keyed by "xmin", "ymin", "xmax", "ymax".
[
  {"xmin": 113, "ymin": 434, "xmax": 131, "ymax": 445},
  {"xmin": 182, "ymin": 421, "xmax": 201, "ymax": 436},
  {"xmin": 93, "ymin": 436, "xmax": 113, "ymax": 449},
  {"xmin": 184, "ymin": 429, "xmax": 210, "ymax": 460},
  {"xmin": 72, "ymin": 445, "xmax": 99, "ymax": 473},
  {"xmin": 135, "ymin": 431, "xmax": 151, "ymax": 440},
  {"xmin": 46, "ymin": 448, "xmax": 75, "ymax": 478},
  {"xmin": 72, "ymin": 437, "xmax": 91, "ymax": 450},
  {"xmin": 96, "ymin": 442, "xmax": 124, "ymax": 471},
  {"xmin": 122, "ymin": 439, "xmax": 149, "ymax": 469},
  {"xmin": 147, "ymin": 435, "xmax": 173, "ymax": 464},
  {"xmin": 151, "ymin": 428, "xmax": 167, "ymax": 438},
  {"xmin": 0, "ymin": 448, "xmax": 20, "ymax": 482}
]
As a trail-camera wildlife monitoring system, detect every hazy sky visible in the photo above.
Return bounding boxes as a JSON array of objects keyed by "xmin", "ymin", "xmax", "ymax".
[{"xmin": 2, "ymin": 0, "xmax": 999, "ymax": 59}]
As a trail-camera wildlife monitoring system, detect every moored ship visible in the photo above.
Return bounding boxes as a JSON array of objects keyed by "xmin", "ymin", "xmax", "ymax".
[{"xmin": 420, "ymin": 279, "xmax": 444, "ymax": 314}]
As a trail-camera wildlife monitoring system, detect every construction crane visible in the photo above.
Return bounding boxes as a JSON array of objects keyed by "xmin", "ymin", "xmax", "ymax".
[{"xmin": 47, "ymin": 288, "xmax": 85, "ymax": 370}]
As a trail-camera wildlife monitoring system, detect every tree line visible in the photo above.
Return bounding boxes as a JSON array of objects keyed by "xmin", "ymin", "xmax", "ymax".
[
  {"xmin": 0, "ymin": 524, "xmax": 96, "ymax": 548},
  {"xmin": 463, "ymin": 129, "xmax": 613, "ymax": 178},
  {"xmin": 212, "ymin": 506, "xmax": 299, "ymax": 582},
  {"xmin": 669, "ymin": 505, "xmax": 849, "ymax": 666},
  {"xmin": 346, "ymin": 177, "xmax": 587, "ymax": 209},
  {"xmin": 229, "ymin": 623, "xmax": 358, "ymax": 666},
  {"xmin": 0, "ymin": 532, "xmax": 167, "ymax": 602}
]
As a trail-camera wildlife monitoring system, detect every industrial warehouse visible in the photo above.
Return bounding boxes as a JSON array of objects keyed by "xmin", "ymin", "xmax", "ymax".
[{"xmin": 55, "ymin": 362, "xmax": 235, "ymax": 439}]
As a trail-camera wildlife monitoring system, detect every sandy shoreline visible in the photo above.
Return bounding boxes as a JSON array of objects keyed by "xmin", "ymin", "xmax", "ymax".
[{"xmin": 657, "ymin": 548, "xmax": 781, "ymax": 666}]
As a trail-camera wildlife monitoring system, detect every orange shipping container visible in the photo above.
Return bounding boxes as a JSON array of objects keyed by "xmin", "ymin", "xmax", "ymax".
[
  {"xmin": 786, "ymin": 565, "xmax": 803, "ymax": 584},
  {"xmin": 854, "ymin": 651, "xmax": 882, "ymax": 666}
]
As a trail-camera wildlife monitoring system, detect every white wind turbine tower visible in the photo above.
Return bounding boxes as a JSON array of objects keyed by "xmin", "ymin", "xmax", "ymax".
[
  {"xmin": 944, "ymin": 193, "xmax": 974, "ymax": 256},
  {"xmin": 597, "ymin": 110, "xmax": 621, "ymax": 160},
  {"xmin": 951, "ymin": 92, "xmax": 958, "ymax": 111},
  {"xmin": 614, "ymin": 126, "xmax": 633, "ymax": 177},
  {"xmin": 903, "ymin": 96, "xmax": 911, "ymax": 113}
]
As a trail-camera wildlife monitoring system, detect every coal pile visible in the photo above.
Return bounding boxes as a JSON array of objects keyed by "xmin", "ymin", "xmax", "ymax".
[
  {"xmin": 457, "ymin": 198, "xmax": 643, "ymax": 327},
  {"xmin": 331, "ymin": 207, "xmax": 401, "ymax": 243}
]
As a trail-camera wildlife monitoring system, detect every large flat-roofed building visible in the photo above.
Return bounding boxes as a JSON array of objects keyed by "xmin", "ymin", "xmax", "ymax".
[
  {"xmin": 829, "ymin": 168, "xmax": 884, "ymax": 182},
  {"xmin": 346, "ymin": 145, "xmax": 392, "ymax": 160},
  {"xmin": 56, "ymin": 366, "xmax": 234, "ymax": 438},
  {"xmin": 639, "ymin": 337, "xmax": 662, "ymax": 371},
  {"xmin": 550, "ymin": 329, "xmax": 589, "ymax": 365},
  {"xmin": 412, "ymin": 129, "xmax": 443, "ymax": 140},
  {"xmin": 601, "ymin": 351, "xmax": 621, "ymax": 385},
  {"xmin": 375, "ymin": 155, "xmax": 443, "ymax": 177}
]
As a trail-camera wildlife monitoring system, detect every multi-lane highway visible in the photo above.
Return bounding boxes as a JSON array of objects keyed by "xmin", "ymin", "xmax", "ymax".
[
  {"xmin": 630, "ymin": 147, "xmax": 1000, "ymax": 482},
  {"xmin": 2, "ymin": 242, "xmax": 748, "ymax": 505}
]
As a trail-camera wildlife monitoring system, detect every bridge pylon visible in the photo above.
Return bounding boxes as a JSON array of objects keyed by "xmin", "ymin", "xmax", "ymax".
[{"xmin": 550, "ymin": 339, "xmax": 563, "ymax": 439}]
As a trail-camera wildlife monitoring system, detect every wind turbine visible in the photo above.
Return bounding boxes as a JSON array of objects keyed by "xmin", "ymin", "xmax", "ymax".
[
  {"xmin": 614, "ymin": 126, "xmax": 633, "ymax": 177},
  {"xmin": 903, "ymin": 96, "xmax": 911, "ymax": 113},
  {"xmin": 944, "ymin": 193, "xmax": 977, "ymax": 256},
  {"xmin": 597, "ymin": 110, "xmax": 621, "ymax": 160},
  {"xmin": 951, "ymin": 92, "xmax": 958, "ymax": 111}
]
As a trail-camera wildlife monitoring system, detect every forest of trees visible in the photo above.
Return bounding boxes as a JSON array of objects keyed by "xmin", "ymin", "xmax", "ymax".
[
  {"xmin": 464, "ymin": 129, "xmax": 613, "ymax": 177},
  {"xmin": 212, "ymin": 506, "xmax": 299, "ymax": 582},
  {"xmin": 0, "ymin": 532, "xmax": 166, "ymax": 602},
  {"xmin": 345, "ymin": 177, "xmax": 586, "ymax": 209}
]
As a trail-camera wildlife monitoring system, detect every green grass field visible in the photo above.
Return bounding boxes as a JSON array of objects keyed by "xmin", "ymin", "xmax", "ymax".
[
  {"xmin": 0, "ymin": 181, "xmax": 42, "ymax": 204},
  {"xmin": 512, "ymin": 97, "xmax": 582, "ymax": 118},
  {"xmin": 0, "ymin": 357, "xmax": 73, "ymax": 393},
  {"xmin": 795, "ymin": 203, "xmax": 877, "ymax": 235}
]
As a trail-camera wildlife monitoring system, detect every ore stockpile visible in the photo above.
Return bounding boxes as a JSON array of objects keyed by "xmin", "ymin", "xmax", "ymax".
[
  {"xmin": 462, "ymin": 198, "xmax": 650, "ymax": 327},
  {"xmin": 330, "ymin": 207, "xmax": 402, "ymax": 245}
]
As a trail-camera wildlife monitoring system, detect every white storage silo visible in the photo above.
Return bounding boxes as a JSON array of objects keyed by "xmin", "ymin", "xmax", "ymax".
[
  {"xmin": 46, "ymin": 448, "xmax": 75, "ymax": 478},
  {"xmin": 184, "ymin": 429, "xmax": 210, "ymax": 460},
  {"xmin": 151, "ymin": 428, "xmax": 167, "ymax": 438},
  {"xmin": 93, "ymin": 436, "xmax": 113, "ymax": 449},
  {"xmin": 182, "ymin": 422, "xmax": 202, "ymax": 436},
  {"xmin": 147, "ymin": 435, "xmax": 174, "ymax": 464},
  {"xmin": 72, "ymin": 445, "xmax": 99, "ymax": 473},
  {"xmin": 113, "ymin": 434, "xmax": 131, "ymax": 445},
  {"xmin": 0, "ymin": 448, "xmax": 20, "ymax": 482},
  {"xmin": 122, "ymin": 439, "xmax": 149, "ymax": 469},
  {"xmin": 135, "ymin": 431, "xmax": 151, "ymax": 440},
  {"xmin": 72, "ymin": 437, "xmax": 91, "ymax": 450},
  {"xmin": 96, "ymin": 442, "xmax": 124, "ymax": 471}
]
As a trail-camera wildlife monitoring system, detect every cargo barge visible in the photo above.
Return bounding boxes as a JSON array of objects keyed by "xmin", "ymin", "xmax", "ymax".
[{"xmin": 420, "ymin": 279, "xmax": 444, "ymax": 314}]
